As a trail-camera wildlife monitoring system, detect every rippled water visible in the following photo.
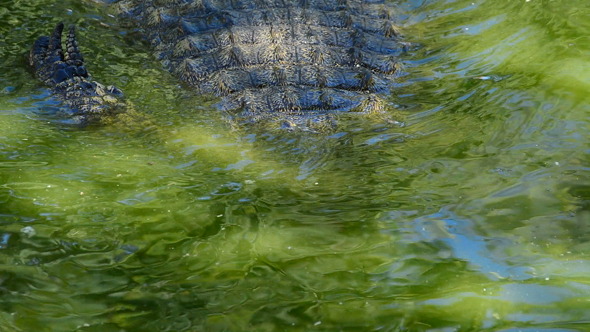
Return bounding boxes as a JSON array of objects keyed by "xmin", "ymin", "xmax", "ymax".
[{"xmin": 0, "ymin": 0, "xmax": 589, "ymax": 331}]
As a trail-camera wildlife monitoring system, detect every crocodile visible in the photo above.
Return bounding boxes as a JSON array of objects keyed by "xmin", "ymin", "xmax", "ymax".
[
  {"xmin": 31, "ymin": 0, "xmax": 407, "ymax": 130},
  {"xmin": 30, "ymin": 22, "xmax": 127, "ymax": 124}
]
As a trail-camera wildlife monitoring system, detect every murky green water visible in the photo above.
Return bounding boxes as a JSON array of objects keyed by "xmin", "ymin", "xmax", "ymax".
[{"xmin": 0, "ymin": 0, "xmax": 589, "ymax": 331}]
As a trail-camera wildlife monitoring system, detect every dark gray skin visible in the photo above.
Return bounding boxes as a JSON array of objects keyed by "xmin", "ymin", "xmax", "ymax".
[
  {"xmin": 30, "ymin": 22, "xmax": 127, "ymax": 124},
  {"xmin": 31, "ymin": 0, "xmax": 406, "ymax": 130}
]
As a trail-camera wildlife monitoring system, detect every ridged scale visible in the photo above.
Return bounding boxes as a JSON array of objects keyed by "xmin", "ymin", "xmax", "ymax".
[
  {"xmin": 118, "ymin": 0, "xmax": 404, "ymax": 128},
  {"xmin": 30, "ymin": 23, "xmax": 126, "ymax": 123}
]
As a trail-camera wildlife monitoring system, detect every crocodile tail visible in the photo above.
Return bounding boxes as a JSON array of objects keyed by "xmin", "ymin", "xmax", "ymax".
[
  {"xmin": 29, "ymin": 35, "xmax": 49, "ymax": 73},
  {"xmin": 30, "ymin": 22, "xmax": 66, "ymax": 84},
  {"xmin": 30, "ymin": 22, "xmax": 127, "ymax": 124},
  {"xmin": 30, "ymin": 22, "xmax": 90, "ymax": 85},
  {"xmin": 47, "ymin": 22, "xmax": 64, "ymax": 54},
  {"xmin": 64, "ymin": 25, "xmax": 89, "ymax": 78}
]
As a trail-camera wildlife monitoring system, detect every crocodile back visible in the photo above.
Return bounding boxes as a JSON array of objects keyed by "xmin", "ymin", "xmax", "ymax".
[{"xmin": 119, "ymin": 0, "xmax": 405, "ymax": 129}]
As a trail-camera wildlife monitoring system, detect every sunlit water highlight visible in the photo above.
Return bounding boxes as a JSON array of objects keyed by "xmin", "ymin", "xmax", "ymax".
[{"xmin": 0, "ymin": 0, "xmax": 589, "ymax": 331}]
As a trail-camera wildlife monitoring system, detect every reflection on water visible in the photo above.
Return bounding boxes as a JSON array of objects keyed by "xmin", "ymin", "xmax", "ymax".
[{"xmin": 0, "ymin": 0, "xmax": 589, "ymax": 331}]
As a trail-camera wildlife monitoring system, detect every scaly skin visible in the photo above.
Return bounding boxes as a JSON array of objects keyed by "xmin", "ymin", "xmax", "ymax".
[
  {"xmin": 30, "ymin": 22, "xmax": 126, "ymax": 124},
  {"xmin": 116, "ymin": 0, "xmax": 405, "ymax": 130},
  {"xmin": 31, "ymin": 0, "xmax": 406, "ymax": 131}
]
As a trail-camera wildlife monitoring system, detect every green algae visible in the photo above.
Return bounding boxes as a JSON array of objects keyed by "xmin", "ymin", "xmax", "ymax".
[{"xmin": 0, "ymin": 0, "xmax": 589, "ymax": 331}]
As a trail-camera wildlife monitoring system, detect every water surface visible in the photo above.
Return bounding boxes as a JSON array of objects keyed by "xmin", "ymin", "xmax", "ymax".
[{"xmin": 0, "ymin": 0, "xmax": 588, "ymax": 331}]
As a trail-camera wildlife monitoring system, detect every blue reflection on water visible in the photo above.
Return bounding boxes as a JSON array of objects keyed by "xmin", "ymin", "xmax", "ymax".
[{"xmin": 414, "ymin": 209, "xmax": 533, "ymax": 280}]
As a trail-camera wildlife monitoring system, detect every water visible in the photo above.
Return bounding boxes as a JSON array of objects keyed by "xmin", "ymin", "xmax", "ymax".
[{"xmin": 0, "ymin": 0, "xmax": 589, "ymax": 331}]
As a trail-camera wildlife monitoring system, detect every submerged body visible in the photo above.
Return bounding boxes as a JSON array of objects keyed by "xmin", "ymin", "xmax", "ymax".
[{"xmin": 31, "ymin": 0, "xmax": 406, "ymax": 130}]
